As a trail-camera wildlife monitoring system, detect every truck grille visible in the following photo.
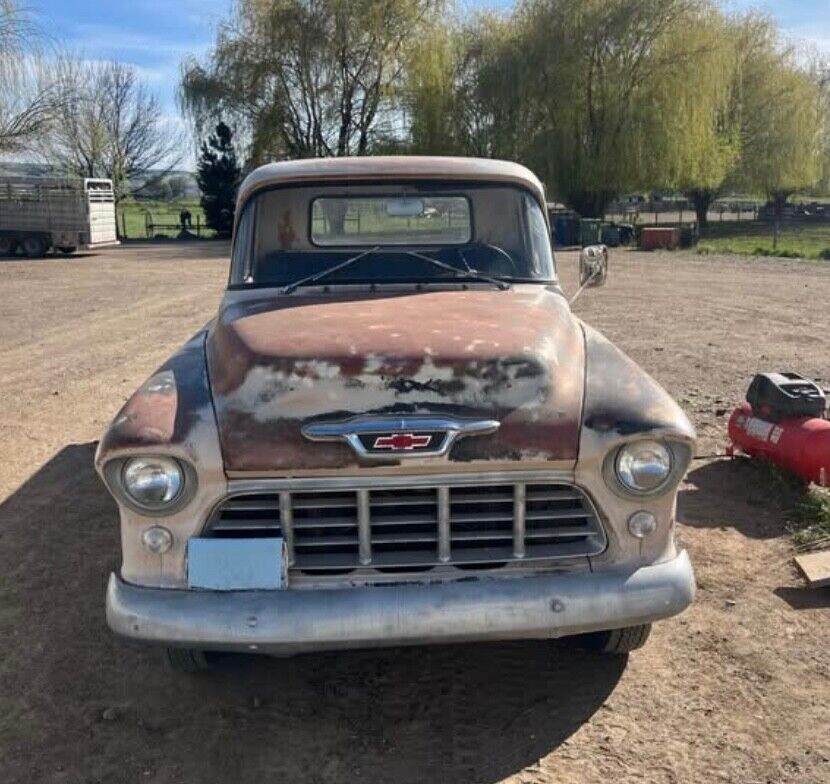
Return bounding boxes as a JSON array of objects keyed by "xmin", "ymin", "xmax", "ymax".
[{"xmin": 204, "ymin": 478, "xmax": 605, "ymax": 573}]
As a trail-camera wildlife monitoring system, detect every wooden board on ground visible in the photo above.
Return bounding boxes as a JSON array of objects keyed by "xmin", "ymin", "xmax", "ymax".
[{"xmin": 794, "ymin": 550, "xmax": 830, "ymax": 588}]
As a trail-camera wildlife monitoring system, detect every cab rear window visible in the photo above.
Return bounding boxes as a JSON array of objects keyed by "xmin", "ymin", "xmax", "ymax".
[{"xmin": 310, "ymin": 195, "xmax": 471, "ymax": 246}]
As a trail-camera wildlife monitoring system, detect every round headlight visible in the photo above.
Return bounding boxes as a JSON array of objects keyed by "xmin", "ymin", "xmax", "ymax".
[
  {"xmin": 615, "ymin": 441, "xmax": 672, "ymax": 493},
  {"xmin": 122, "ymin": 457, "xmax": 184, "ymax": 509}
]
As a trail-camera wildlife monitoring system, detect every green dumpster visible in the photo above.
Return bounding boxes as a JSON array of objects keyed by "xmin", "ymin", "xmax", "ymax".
[{"xmin": 579, "ymin": 218, "xmax": 602, "ymax": 247}]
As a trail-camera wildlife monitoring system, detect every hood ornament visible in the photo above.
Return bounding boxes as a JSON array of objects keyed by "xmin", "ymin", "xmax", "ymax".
[{"xmin": 301, "ymin": 416, "xmax": 499, "ymax": 460}]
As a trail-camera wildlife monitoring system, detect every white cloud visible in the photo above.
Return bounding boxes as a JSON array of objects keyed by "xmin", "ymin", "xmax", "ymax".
[
  {"xmin": 64, "ymin": 23, "xmax": 211, "ymax": 61},
  {"xmin": 135, "ymin": 0, "xmax": 229, "ymax": 28}
]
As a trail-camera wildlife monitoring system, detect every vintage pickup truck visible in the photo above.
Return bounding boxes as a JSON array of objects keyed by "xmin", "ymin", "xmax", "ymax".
[{"xmin": 96, "ymin": 157, "xmax": 696, "ymax": 671}]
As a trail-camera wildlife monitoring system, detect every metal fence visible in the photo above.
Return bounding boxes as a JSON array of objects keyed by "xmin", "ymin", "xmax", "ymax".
[
  {"xmin": 115, "ymin": 207, "xmax": 213, "ymax": 240},
  {"xmin": 141, "ymin": 212, "xmax": 208, "ymax": 238},
  {"xmin": 604, "ymin": 200, "xmax": 760, "ymax": 225}
]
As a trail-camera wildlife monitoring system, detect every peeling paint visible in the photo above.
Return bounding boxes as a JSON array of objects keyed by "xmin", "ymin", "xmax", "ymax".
[
  {"xmin": 97, "ymin": 334, "xmax": 213, "ymax": 457},
  {"xmin": 207, "ymin": 286, "xmax": 585, "ymax": 471}
]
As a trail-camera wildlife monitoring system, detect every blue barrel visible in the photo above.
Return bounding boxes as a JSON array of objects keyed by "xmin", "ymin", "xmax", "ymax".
[{"xmin": 553, "ymin": 214, "xmax": 579, "ymax": 247}]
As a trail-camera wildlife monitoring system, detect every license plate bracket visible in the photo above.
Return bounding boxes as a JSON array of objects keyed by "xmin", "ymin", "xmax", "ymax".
[{"xmin": 187, "ymin": 537, "xmax": 287, "ymax": 590}]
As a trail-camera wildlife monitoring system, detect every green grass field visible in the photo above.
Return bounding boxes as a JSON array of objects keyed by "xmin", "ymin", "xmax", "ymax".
[
  {"xmin": 117, "ymin": 199, "xmax": 215, "ymax": 239},
  {"xmin": 698, "ymin": 221, "xmax": 830, "ymax": 260}
]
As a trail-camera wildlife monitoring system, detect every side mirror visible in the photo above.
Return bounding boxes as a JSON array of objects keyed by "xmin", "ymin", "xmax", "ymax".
[{"xmin": 579, "ymin": 244, "xmax": 608, "ymax": 288}]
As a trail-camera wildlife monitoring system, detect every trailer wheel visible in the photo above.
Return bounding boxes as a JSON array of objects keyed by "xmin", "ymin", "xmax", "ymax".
[
  {"xmin": 56, "ymin": 246, "xmax": 77, "ymax": 255},
  {"xmin": 0, "ymin": 235, "xmax": 14, "ymax": 257},
  {"xmin": 21, "ymin": 235, "xmax": 48, "ymax": 258}
]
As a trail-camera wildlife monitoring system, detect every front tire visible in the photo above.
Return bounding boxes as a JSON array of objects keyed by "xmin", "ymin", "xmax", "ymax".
[
  {"xmin": 572, "ymin": 623, "xmax": 652, "ymax": 654},
  {"xmin": 166, "ymin": 647, "xmax": 213, "ymax": 673}
]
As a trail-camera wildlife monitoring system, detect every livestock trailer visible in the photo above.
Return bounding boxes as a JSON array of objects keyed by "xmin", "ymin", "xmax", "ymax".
[{"xmin": 0, "ymin": 176, "xmax": 119, "ymax": 257}]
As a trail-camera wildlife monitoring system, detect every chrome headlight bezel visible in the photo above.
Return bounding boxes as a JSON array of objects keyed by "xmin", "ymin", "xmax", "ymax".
[
  {"xmin": 603, "ymin": 439, "xmax": 692, "ymax": 498},
  {"xmin": 122, "ymin": 456, "xmax": 183, "ymax": 508},
  {"xmin": 102, "ymin": 455, "xmax": 197, "ymax": 516}
]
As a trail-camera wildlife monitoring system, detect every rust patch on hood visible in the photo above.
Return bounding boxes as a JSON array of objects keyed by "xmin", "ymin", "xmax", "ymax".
[{"xmin": 207, "ymin": 286, "xmax": 585, "ymax": 471}]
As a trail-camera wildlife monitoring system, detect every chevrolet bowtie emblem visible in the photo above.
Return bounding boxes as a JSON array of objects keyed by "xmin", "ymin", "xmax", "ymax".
[
  {"xmin": 301, "ymin": 416, "xmax": 499, "ymax": 461},
  {"xmin": 372, "ymin": 433, "xmax": 433, "ymax": 451}
]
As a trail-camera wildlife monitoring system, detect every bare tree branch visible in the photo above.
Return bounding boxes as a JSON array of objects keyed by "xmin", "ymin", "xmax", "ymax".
[{"xmin": 39, "ymin": 58, "xmax": 182, "ymax": 202}]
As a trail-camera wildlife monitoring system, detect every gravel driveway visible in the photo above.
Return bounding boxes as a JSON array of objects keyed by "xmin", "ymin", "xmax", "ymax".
[{"xmin": 0, "ymin": 243, "xmax": 828, "ymax": 784}]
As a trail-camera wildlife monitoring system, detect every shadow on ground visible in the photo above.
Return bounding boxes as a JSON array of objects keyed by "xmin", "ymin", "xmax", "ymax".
[
  {"xmin": 773, "ymin": 586, "xmax": 830, "ymax": 610},
  {"xmin": 0, "ymin": 444, "xmax": 624, "ymax": 784},
  {"xmin": 679, "ymin": 457, "xmax": 793, "ymax": 539}
]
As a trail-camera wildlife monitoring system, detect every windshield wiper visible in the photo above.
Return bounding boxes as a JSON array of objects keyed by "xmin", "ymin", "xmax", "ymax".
[
  {"xmin": 279, "ymin": 245, "xmax": 510, "ymax": 294},
  {"xmin": 405, "ymin": 249, "xmax": 509, "ymax": 290},
  {"xmin": 280, "ymin": 246, "xmax": 381, "ymax": 294}
]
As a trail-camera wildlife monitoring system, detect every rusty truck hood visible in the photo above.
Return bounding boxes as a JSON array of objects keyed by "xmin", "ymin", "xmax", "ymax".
[{"xmin": 207, "ymin": 286, "xmax": 585, "ymax": 472}]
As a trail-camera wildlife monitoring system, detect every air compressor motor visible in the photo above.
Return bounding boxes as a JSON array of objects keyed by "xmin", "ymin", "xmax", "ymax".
[{"xmin": 745, "ymin": 372, "xmax": 826, "ymax": 422}]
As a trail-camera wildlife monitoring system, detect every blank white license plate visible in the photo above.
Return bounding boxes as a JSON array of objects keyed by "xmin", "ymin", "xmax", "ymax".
[{"xmin": 187, "ymin": 537, "xmax": 287, "ymax": 590}]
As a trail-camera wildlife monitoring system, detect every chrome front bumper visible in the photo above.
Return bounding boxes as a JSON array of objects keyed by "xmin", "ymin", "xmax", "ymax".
[{"xmin": 106, "ymin": 550, "xmax": 695, "ymax": 654}]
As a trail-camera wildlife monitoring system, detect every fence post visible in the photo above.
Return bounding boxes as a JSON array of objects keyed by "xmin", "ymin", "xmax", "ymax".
[
  {"xmin": 196, "ymin": 214, "xmax": 201, "ymax": 238},
  {"xmin": 120, "ymin": 210, "xmax": 127, "ymax": 240}
]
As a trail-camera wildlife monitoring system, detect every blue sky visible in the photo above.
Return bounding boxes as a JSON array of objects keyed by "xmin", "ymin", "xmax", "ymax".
[
  {"xmin": 29, "ymin": 0, "xmax": 830, "ymax": 169},
  {"xmin": 728, "ymin": 0, "xmax": 830, "ymax": 53}
]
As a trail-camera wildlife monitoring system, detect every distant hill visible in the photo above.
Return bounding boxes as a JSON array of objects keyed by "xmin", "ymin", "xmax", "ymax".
[
  {"xmin": 0, "ymin": 161, "xmax": 52, "ymax": 177},
  {"xmin": 129, "ymin": 171, "xmax": 201, "ymax": 200}
]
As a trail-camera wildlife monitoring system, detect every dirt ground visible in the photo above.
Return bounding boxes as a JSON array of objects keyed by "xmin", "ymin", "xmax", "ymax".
[{"xmin": 0, "ymin": 242, "xmax": 828, "ymax": 784}]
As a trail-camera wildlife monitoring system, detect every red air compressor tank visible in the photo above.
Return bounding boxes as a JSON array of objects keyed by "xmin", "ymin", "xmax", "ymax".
[{"xmin": 728, "ymin": 402, "xmax": 830, "ymax": 486}]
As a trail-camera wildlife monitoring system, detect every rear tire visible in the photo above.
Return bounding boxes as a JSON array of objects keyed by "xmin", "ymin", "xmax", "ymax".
[
  {"xmin": 165, "ymin": 647, "xmax": 213, "ymax": 673},
  {"xmin": 571, "ymin": 623, "xmax": 652, "ymax": 655},
  {"xmin": 21, "ymin": 235, "xmax": 48, "ymax": 258}
]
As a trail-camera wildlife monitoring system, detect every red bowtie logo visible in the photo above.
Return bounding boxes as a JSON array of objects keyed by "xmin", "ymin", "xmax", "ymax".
[{"xmin": 372, "ymin": 433, "xmax": 432, "ymax": 450}]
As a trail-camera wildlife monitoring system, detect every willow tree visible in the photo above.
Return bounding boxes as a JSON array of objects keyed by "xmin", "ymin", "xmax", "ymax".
[
  {"xmin": 0, "ymin": 0, "xmax": 56, "ymax": 153},
  {"xmin": 181, "ymin": 0, "xmax": 443, "ymax": 164},
  {"xmin": 643, "ymin": 7, "xmax": 741, "ymax": 226},
  {"xmin": 405, "ymin": 26, "xmax": 462, "ymax": 155},
  {"xmin": 462, "ymin": 15, "xmax": 533, "ymax": 160},
  {"xmin": 405, "ymin": 14, "xmax": 526, "ymax": 158},
  {"xmin": 498, "ymin": 0, "xmax": 713, "ymax": 216},
  {"xmin": 811, "ymin": 54, "xmax": 830, "ymax": 195},
  {"xmin": 731, "ymin": 23, "xmax": 822, "ymax": 244}
]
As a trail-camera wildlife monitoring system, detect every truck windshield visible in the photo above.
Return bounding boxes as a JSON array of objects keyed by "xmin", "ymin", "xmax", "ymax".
[{"xmin": 230, "ymin": 182, "xmax": 557, "ymax": 287}]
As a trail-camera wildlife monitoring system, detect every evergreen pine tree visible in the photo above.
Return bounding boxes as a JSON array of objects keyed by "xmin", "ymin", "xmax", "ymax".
[{"xmin": 196, "ymin": 122, "xmax": 241, "ymax": 238}]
